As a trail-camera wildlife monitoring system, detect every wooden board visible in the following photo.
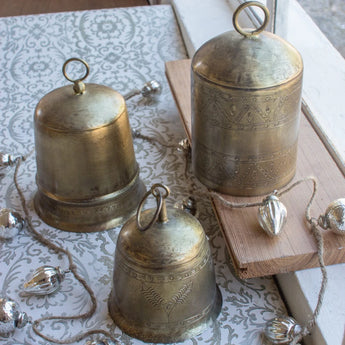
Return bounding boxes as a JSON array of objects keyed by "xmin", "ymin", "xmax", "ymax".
[{"xmin": 165, "ymin": 59, "xmax": 345, "ymax": 279}]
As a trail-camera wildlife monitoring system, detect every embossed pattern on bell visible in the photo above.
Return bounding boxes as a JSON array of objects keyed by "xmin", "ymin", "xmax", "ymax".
[
  {"xmin": 191, "ymin": 5, "xmax": 303, "ymax": 196},
  {"xmin": 0, "ymin": 208, "xmax": 25, "ymax": 240},
  {"xmin": 258, "ymin": 195, "xmax": 287, "ymax": 237}
]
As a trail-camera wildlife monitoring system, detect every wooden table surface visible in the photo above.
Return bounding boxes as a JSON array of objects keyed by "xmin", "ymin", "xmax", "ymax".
[{"xmin": 0, "ymin": 0, "xmax": 148, "ymax": 17}]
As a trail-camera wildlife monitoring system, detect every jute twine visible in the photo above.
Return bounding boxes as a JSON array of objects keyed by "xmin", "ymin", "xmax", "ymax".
[
  {"xmin": 10, "ymin": 131, "xmax": 330, "ymax": 344},
  {"xmin": 133, "ymin": 131, "xmax": 329, "ymax": 345},
  {"xmin": 13, "ymin": 153, "xmax": 118, "ymax": 344}
]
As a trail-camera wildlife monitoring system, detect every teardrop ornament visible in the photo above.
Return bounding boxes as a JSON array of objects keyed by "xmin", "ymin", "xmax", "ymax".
[
  {"xmin": 0, "ymin": 297, "xmax": 28, "ymax": 335},
  {"xmin": 258, "ymin": 195, "xmax": 287, "ymax": 237},
  {"xmin": 23, "ymin": 266, "xmax": 66, "ymax": 295},
  {"xmin": 0, "ymin": 208, "xmax": 25, "ymax": 240},
  {"xmin": 264, "ymin": 316, "xmax": 302, "ymax": 344},
  {"xmin": 318, "ymin": 198, "xmax": 345, "ymax": 235}
]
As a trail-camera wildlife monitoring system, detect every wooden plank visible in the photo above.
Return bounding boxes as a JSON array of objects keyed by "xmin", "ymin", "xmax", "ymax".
[
  {"xmin": 165, "ymin": 59, "xmax": 345, "ymax": 279},
  {"xmin": 0, "ymin": 0, "xmax": 148, "ymax": 17}
]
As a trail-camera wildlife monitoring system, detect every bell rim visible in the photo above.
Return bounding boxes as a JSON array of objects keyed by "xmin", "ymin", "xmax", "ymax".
[
  {"xmin": 107, "ymin": 285, "xmax": 222, "ymax": 343},
  {"xmin": 34, "ymin": 176, "xmax": 146, "ymax": 232}
]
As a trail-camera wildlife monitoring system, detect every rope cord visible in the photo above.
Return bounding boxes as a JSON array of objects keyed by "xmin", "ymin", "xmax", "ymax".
[
  {"xmin": 13, "ymin": 154, "xmax": 118, "ymax": 344},
  {"xmin": 10, "ymin": 132, "xmax": 331, "ymax": 344}
]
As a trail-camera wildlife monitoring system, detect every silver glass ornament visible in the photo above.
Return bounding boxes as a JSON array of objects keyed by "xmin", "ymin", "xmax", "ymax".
[
  {"xmin": 0, "ymin": 153, "xmax": 21, "ymax": 169},
  {"xmin": 23, "ymin": 266, "xmax": 67, "ymax": 295},
  {"xmin": 0, "ymin": 208, "xmax": 25, "ymax": 240},
  {"xmin": 177, "ymin": 138, "xmax": 191, "ymax": 153},
  {"xmin": 264, "ymin": 316, "xmax": 302, "ymax": 344},
  {"xmin": 124, "ymin": 80, "xmax": 162, "ymax": 100},
  {"xmin": 318, "ymin": 198, "xmax": 345, "ymax": 235},
  {"xmin": 174, "ymin": 196, "xmax": 198, "ymax": 217},
  {"xmin": 258, "ymin": 195, "xmax": 287, "ymax": 237},
  {"xmin": 85, "ymin": 340, "xmax": 112, "ymax": 345},
  {"xmin": 0, "ymin": 297, "xmax": 28, "ymax": 335}
]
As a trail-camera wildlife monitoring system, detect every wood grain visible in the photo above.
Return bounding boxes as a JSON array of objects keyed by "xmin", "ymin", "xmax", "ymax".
[
  {"xmin": 0, "ymin": 0, "xmax": 148, "ymax": 17},
  {"xmin": 166, "ymin": 58, "xmax": 345, "ymax": 279}
]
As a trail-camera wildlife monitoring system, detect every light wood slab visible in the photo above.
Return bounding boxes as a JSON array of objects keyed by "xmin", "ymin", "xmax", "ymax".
[{"xmin": 165, "ymin": 58, "xmax": 345, "ymax": 279}]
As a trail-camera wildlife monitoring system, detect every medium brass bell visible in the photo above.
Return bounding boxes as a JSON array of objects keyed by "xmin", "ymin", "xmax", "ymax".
[
  {"xmin": 191, "ymin": 2, "xmax": 303, "ymax": 196},
  {"xmin": 34, "ymin": 58, "xmax": 146, "ymax": 232},
  {"xmin": 108, "ymin": 184, "xmax": 222, "ymax": 343}
]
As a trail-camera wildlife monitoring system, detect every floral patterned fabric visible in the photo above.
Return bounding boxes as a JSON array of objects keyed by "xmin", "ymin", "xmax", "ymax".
[{"xmin": 0, "ymin": 5, "xmax": 286, "ymax": 345}]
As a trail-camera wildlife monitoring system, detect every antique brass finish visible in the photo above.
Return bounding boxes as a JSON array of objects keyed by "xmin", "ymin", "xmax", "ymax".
[
  {"xmin": 191, "ymin": 2, "xmax": 303, "ymax": 196},
  {"xmin": 34, "ymin": 58, "xmax": 146, "ymax": 232},
  {"xmin": 108, "ymin": 184, "xmax": 222, "ymax": 343}
]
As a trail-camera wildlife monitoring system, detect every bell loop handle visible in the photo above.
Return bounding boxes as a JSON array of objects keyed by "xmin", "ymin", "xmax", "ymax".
[
  {"xmin": 136, "ymin": 184, "xmax": 170, "ymax": 232},
  {"xmin": 62, "ymin": 57, "xmax": 90, "ymax": 95},
  {"xmin": 232, "ymin": 1, "xmax": 270, "ymax": 38}
]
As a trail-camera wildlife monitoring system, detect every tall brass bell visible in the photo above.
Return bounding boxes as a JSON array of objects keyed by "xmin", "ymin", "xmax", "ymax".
[
  {"xmin": 108, "ymin": 184, "xmax": 222, "ymax": 343},
  {"xmin": 191, "ymin": 2, "xmax": 303, "ymax": 196},
  {"xmin": 34, "ymin": 58, "xmax": 146, "ymax": 232}
]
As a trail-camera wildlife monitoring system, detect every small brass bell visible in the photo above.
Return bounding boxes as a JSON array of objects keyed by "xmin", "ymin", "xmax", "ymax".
[
  {"xmin": 108, "ymin": 184, "xmax": 222, "ymax": 343},
  {"xmin": 33, "ymin": 58, "xmax": 146, "ymax": 232}
]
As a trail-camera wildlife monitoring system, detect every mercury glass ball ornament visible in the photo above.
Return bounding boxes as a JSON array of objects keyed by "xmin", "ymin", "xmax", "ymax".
[
  {"xmin": 23, "ymin": 266, "xmax": 67, "ymax": 295},
  {"xmin": 140, "ymin": 80, "xmax": 162, "ymax": 99},
  {"xmin": 0, "ymin": 208, "xmax": 25, "ymax": 240},
  {"xmin": 85, "ymin": 340, "xmax": 112, "ymax": 345},
  {"xmin": 0, "ymin": 297, "xmax": 28, "ymax": 335},
  {"xmin": 124, "ymin": 80, "xmax": 162, "ymax": 101},
  {"xmin": 264, "ymin": 316, "xmax": 302, "ymax": 344},
  {"xmin": 0, "ymin": 153, "xmax": 20, "ymax": 170},
  {"xmin": 177, "ymin": 138, "xmax": 191, "ymax": 153},
  {"xmin": 174, "ymin": 196, "xmax": 199, "ymax": 217},
  {"xmin": 318, "ymin": 198, "xmax": 345, "ymax": 235},
  {"xmin": 258, "ymin": 195, "xmax": 287, "ymax": 237}
]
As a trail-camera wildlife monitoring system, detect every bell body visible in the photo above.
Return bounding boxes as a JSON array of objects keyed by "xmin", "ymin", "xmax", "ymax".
[
  {"xmin": 108, "ymin": 208, "xmax": 222, "ymax": 343},
  {"xmin": 34, "ymin": 82, "xmax": 145, "ymax": 232},
  {"xmin": 191, "ymin": 29, "xmax": 303, "ymax": 196}
]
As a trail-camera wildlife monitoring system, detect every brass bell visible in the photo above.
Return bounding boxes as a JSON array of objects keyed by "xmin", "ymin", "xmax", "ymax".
[
  {"xmin": 33, "ymin": 58, "xmax": 146, "ymax": 232},
  {"xmin": 108, "ymin": 184, "xmax": 222, "ymax": 343},
  {"xmin": 191, "ymin": 2, "xmax": 303, "ymax": 196}
]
